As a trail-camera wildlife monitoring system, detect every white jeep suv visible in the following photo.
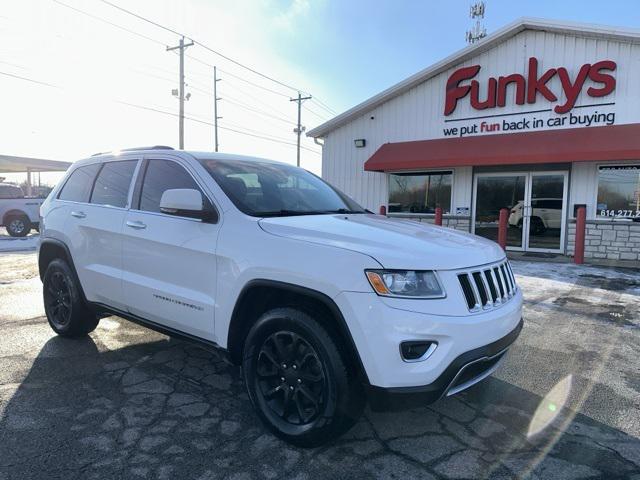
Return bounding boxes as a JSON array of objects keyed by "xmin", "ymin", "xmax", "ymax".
[{"xmin": 38, "ymin": 146, "xmax": 523, "ymax": 446}]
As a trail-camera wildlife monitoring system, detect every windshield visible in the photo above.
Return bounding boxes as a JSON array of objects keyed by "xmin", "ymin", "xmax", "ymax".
[{"xmin": 199, "ymin": 158, "xmax": 366, "ymax": 217}]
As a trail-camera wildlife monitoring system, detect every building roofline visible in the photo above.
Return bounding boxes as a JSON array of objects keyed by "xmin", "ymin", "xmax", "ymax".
[{"xmin": 306, "ymin": 17, "xmax": 640, "ymax": 138}]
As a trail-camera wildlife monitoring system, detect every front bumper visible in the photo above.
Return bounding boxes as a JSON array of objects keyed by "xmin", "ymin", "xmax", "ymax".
[{"xmin": 365, "ymin": 318, "xmax": 523, "ymax": 411}]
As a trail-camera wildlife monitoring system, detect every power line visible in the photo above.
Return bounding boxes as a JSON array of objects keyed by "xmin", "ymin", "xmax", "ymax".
[
  {"xmin": 1, "ymin": 67, "xmax": 318, "ymax": 155},
  {"xmin": 55, "ymin": 0, "xmax": 339, "ymax": 124},
  {"xmin": 97, "ymin": 0, "xmax": 184, "ymax": 38},
  {"xmin": 0, "ymin": 71, "xmax": 60, "ymax": 89},
  {"xmin": 310, "ymin": 97, "xmax": 338, "ymax": 116},
  {"xmin": 216, "ymin": 67, "xmax": 291, "ymax": 98},
  {"xmin": 97, "ymin": 0, "xmax": 307, "ymax": 93},
  {"xmin": 221, "ymin": 78, "xmax": 295, "ymax": 120},
  {"xmin": 52, "ymin": 0, "xmax": 166, "ymax": 47},
  {"xmin": 119, "ymin": 101, "xmax": 319, "ymax": 154},
  {"xmin": 303, "ymin": 105, "xmax": 330, "ymax": 122}
]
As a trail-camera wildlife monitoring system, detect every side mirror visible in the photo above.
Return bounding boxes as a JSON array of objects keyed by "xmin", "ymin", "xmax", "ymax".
[{"xmin": 159, "ymin": 189, "xmax": 217, "ymax": 222}]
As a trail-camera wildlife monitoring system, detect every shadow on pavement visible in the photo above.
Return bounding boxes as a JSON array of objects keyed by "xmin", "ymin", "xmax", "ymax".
[{"xmin": 1, "ymin": 328, "xmax": 638, "ymax": 480}]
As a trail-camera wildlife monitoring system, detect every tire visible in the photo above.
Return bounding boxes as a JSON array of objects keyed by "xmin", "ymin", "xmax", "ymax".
[
  {"xmin": 6, "ymin": 214, "xmax": 30, "ymax": 237},
  {"xmin": 242, "ymin": 307, "xmax": 364, "ymax": 447},
  {"xmin": 530, "ymin": 217, "xmax": 546, "ymax": 235},
  {"xmin": 43, "ymin": 258, "xmax": 99, "ymax": 337}
]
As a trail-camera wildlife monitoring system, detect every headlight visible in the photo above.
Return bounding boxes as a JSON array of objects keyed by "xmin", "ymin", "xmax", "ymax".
[{"xmin": 365, "ymin": 270, "xmax": 445, "ymax": 298}]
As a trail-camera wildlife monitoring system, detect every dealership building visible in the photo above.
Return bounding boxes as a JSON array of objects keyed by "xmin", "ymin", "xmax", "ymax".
[{"xmin": 308, "ymin": 18, "xmax": 640, "ymax": 264}]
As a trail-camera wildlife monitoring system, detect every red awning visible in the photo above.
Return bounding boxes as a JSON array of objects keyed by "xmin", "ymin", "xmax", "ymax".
[{"xmin": 364, "ymin": 123, "xmax": 640, "ymax": 171}]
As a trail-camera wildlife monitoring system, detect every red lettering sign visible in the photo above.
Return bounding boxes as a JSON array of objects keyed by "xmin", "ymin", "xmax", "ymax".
[{"xmin": 444, "ymin": 57, "xmax": 616, "ymax": 115}]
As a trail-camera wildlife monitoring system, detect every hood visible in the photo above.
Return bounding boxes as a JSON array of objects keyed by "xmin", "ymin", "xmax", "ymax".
[{"xmin": 258, "ymin": 214, "xmax": 505, "ymax": 270}]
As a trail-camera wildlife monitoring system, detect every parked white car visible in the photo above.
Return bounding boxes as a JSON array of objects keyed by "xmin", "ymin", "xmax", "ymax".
[
  {"xmin": 38, "ymin": 147, "xmax": 523, "ymax": 446},
  {"xmin": 0, "ymin": 183, "xmax": 44, "ymax": 237},
  {"xmin": 508, "ymin": 198, "xmax": 563, "ymax": 233}
]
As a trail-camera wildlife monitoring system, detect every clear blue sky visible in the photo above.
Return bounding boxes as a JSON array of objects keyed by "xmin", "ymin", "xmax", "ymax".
[{"xmin": 1, "ymin": 0, "xmax": 639, "ymax": 183}]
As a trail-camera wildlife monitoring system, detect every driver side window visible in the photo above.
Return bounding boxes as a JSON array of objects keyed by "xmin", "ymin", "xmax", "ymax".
[{"xmin": 137, "ymin": 159, "xmax": 203, "ymax": 214}]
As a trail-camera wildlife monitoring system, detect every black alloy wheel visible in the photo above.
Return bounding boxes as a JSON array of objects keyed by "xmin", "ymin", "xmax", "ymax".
[
  {"xmin": 42, "ymin": 258, "xmax": 99, "ymax": 337},
  {"xmin": 44, "ymin": 270, "xmax": 73, "ymax": 329},
  {"xmin": 243, "ymin": 307, "xmax": 364, "ymax": 447},
  {"xmin": 255, "ymin": 330, "xmax": 327, "ymax": 426}
]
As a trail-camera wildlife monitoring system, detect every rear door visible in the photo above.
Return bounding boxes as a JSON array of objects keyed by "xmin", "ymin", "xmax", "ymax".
[
  {"xmin": 121, "ymin": 156, "xmax": 220, "ymax": 340},
  {"xmin": 64, "ymin": 158, "xmax": 139, "ymax": 310}
]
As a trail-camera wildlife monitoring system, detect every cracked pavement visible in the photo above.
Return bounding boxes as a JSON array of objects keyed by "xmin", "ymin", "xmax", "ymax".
[{"xmin": 0, "ymin": 252, "xmax": 639, "ymax": 479}]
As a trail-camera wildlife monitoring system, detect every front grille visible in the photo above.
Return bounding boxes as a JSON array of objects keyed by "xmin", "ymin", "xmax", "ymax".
[{"xmin": 457, "ymin": 260, "xmax": 517, "ymax": 311}]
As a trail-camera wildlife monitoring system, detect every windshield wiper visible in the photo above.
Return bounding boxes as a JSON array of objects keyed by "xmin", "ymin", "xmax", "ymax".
[
  {"xmin": 322, "ymin": 208, "xmax": 367, "ymax": 214},
  {"xmin": 259, "ymin": 208, "xmax": 366, "ymax": 217},
  {"xmin": 259, "ymin": 210, "xmax": 332, "ymax": 217}
]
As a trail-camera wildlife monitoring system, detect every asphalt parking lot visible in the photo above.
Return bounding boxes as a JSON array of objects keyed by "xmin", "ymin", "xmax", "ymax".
[{"xmin": 0, "ymin": 252, "xmax": 638, "ymax": 480}]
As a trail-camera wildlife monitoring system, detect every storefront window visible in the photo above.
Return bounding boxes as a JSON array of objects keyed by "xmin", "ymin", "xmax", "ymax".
[
  {"xmin": 596, "ymin": 165, "xmax": 640, "ymax": 220},
  {"xmin": 388, "ymin": 171, "xmax": 452, "ymax": 214}
]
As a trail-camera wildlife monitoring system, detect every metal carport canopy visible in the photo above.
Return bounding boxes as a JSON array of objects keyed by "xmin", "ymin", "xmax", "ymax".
[
  {"xmin": 364, "ymin": 123, "xmax": 640, "ymax": 171},
  {"xmin": 0, "ymin": 155, "xmax": 71, "ymax": 173}
]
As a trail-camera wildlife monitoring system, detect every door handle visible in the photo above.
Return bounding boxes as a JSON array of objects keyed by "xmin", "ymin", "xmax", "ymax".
[
  {"xmin": 126, "ymin": 220, "xmax": 147, "ymax": 230},
  {"xmin": 70, "ymin": 211, "xmax": 86, "ymax": 219}
]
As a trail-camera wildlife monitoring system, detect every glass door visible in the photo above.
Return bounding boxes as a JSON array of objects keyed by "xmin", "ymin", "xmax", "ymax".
[
  {"xmin": 473, "ymin": 174, "xmax": 527, "ymax": 250},
  {"xmin": 473, "ymin": 171, "xmax": 568, "ymax": 253},
  {"xmin": 525, "ymin": 172, "xmax": 568, "ymax": 253}
]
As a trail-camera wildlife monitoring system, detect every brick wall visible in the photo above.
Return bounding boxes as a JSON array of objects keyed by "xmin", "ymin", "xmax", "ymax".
[{"xmin": 567, "ymin": 220, "xmax": 640, "ymax": 261}]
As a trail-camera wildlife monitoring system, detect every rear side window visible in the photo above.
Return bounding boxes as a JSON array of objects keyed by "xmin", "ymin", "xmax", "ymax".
[
  {"xmin": 139, "ymin": 159, "xmax": 202, "ymax": 213},
  {"xmin": 90, "ymin": 161, "xmax": 137, "ymax": 208},
  {"xmin": 0, "ymin": 185, "xmax": 23, "ymax": 199},
  {"xmin": 58, "ymin": 164, "xmax": 101, "ymax": 203}
]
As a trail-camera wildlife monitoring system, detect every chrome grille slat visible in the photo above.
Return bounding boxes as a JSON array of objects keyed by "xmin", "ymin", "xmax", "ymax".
[
  {"xmin": 467, "ymin": 273, "xmax": 482, "ymax": 310},
  {"xmin": 500, "ymin": 265, "xmax": 512, "ymax": 296},
  {"xmin": 489, "ymin": 268, "xmax": 503, "ymax": 304},
  {"xmin": 457, "ymin": 260, "xmax": 517, "ymax": 312}
]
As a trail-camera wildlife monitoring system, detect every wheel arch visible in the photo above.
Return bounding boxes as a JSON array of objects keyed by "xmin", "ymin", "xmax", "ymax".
[{"xmin": 227, "ymin": 279, "xmax": 370, "ymax": 385}]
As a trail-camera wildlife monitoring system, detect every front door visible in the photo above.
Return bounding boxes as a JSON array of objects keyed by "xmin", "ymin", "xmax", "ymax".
[
  {"xmin": 121, "ymin": 157, "xmax": 220, "ymax": 341},
  {"xmin": 525, "ymin": 172, "xmax": 568, "ymax": 253},
  {"xmin": 473, "ymin": 171, "xmax": 568, "ymax": 253}
]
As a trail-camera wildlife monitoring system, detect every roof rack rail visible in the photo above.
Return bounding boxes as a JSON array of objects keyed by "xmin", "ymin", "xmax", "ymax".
[{"xmin": 91, "ymin": 145, "xmax": 175, "ymax": 156}]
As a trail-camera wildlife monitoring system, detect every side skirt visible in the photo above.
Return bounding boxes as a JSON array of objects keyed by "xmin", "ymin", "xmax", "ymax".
[{"xmin": 90, "ymin": 302, "xmax": 236, "ymax": 366}]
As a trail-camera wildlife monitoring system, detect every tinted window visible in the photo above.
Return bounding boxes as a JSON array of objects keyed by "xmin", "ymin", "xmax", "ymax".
[
  {"xmin": 0, "ymin": 185, "xmax": 23, "ymax": 199},
  {"xmin": 597, "ymin": 165, "xmax": 640, "ymax": 219},
  {"xmin": 537, "ymin": 199, "xmax": 562, "ymax": 209},
  {"xmin": 90, "ymin": 161, "xmax": 137, "ymax": 208},
  {"xmin": 58, "ymin": 164, "xmax": 101, "ymax": 203},
  {"xmin": 198, "ymin": 159, "xmax": 365, "ymax": 217},
  {"xmin": 139, "ymin": 160, "xmax": 202, "ymax": 213},
  {"xmin": 388, "ymin": 172, "xmax": 452, "ymax": 214}
]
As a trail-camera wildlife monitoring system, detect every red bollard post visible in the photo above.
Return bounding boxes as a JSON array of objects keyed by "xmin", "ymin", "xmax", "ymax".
[
  {"xmin": 379, "ymin": 205, "xmax": 387, "ymax": 216},
  {"xmin": 434, "ymin": 207, "xmax": 443, "ymax": 226},
  {"xmin": 498, "ymin": 208, "xmax": 508, "ymax": 251},
  {"xmin": 575, "ymin": 205, "xmax": 586, "ymax": 265}
]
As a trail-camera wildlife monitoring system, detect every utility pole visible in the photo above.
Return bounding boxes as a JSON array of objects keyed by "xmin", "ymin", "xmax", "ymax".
[
  {"xmin": 213, "ymin": 66, "xmax": 222, "ymax": 152},
  {"xmin": 167, "ymin": 36, "xmax": 194, "ymax": 149},
  {"xmin": 290, "ymin": 92, "xmax": 312, "ymax": 167}
]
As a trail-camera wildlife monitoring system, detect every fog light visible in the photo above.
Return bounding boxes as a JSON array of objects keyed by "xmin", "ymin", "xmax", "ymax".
[{"xmin": 400, "ymin": 341, "xmax": 437, "ymax": 362}]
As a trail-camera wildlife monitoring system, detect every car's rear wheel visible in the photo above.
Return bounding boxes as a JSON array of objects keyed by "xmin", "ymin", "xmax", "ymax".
[
  {"xmin": 6, "ymin": 215, "xmax": 30, "ymax": 237},
  {"xmin": 43, "ymin": 259, "xmax": 99, "ymax": 337},
  {"xmin": 243, "ymin": 307, "xmax": 364, "ymax": 447}
]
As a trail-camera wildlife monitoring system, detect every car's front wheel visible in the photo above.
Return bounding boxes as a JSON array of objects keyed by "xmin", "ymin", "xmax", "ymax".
[
  {"xmin": 243, "ymin": 307, "xmax": 364, "ymax": 447},
  {"xmin": 43, "ymin": 258, "xmax": 99, "ymax": 337}
]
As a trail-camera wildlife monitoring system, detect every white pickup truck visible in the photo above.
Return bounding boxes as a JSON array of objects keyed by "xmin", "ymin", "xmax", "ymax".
[{"xmin": 0, "ymin": 183, "xmax": 43, "ymax": 237}]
